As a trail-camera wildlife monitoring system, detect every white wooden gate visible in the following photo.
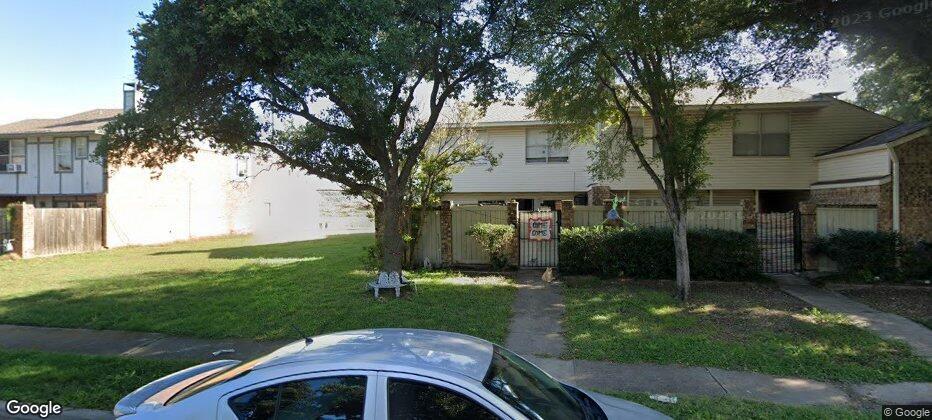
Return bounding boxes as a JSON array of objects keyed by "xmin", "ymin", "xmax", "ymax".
[{"xmin": 518, "ymin": 210, "xmax": 559, "ymax": 267}]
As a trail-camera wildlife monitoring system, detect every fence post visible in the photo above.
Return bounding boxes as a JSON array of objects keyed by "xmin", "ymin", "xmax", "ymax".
[
  {"xmin": 741, "ymin": 199, "xmax": 757, "ymax": 233},
  {"xmin": 96, "ymin": 194, "xmax": 108, "ymax": 248},
  {"xmin": 506, "ymin": 200, "xmax": 519, "ymax": 267},
  {"xmin": 439, "ymin": 201, "xmax": 453, "ymax": 267},
  {"xmin": 798, "ymin": 202, "xmax": 818, "ymax": 271},
  {"xmin": 11, "ymin": 203, "xmax": 35, "ymax": 259},
  {"xmin": 557, "ymin": 200, "xmax": 574, "ymax": 229}
]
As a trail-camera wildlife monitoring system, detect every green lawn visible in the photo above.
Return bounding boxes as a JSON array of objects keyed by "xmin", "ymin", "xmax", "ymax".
[
  {"xmin": 563, "ymin": 277, "xmax": 932, "ymax": 383},
  {"xmin": 0, "ymin": 234, "xmax": 516, "ymax": 343},
  {"xmin": 0, "ymin": 349, "xmax": 194, "ymax": 410},
  {"xmin": 608, "ymin": 392, "xmax": 877, "ymax": 420}
]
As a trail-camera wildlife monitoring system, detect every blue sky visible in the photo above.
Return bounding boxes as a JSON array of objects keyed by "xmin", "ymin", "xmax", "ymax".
[
  {"xmin": 0, "ymin": 1, "xmax": 861, "ymax": 125},
  {"xmin": 0, "ymin": 0, "xmax": 154, "ymax": 124}
]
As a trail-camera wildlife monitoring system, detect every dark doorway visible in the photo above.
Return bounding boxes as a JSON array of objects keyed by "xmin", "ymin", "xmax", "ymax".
[
  {"xmin": 758, "ymin": 190, "xmax": 810, "ymax": 213},
  {"xmin": 516, "ymin": 199, "xmax": 534, "ymax": 211}
]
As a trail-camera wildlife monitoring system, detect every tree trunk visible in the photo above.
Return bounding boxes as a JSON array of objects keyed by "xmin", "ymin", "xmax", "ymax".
[
  {"xmin": 673, "ymin": 210, "xmax": 691, "ymax": 301},
  {"xmin": 380, "ymin": 189, "xmax": 406, "ymax": 277}
]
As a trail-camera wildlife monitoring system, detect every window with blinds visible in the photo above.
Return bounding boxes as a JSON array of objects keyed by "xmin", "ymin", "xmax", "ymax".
[{"xmin": 733, "ymin": 112, "xmax": 789, "ymax": 156}]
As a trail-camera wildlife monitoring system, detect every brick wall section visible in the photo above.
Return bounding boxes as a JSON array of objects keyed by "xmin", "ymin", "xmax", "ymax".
[
  {"xmin": 809, "ymin": 184, "xmax": 883, "ymax": 206},
  {"xmin": 506, "ymin": 200, "xmax": 519, "ymax": 266},
  {"xmin": 587, "ymin": 185, "xmax": 612, "ymax": 206},
  {"xmin": 556, "ymin": 200, "xmax": 574, "ymax": 229},
  {"xmin": 798, "ymin": 202, "xmax": 818, "ymax": 270},
  {"xmin": 96, "ymin": 194, "xmax": 108, "ymax": 248},
  {"xmin": 439, "ymin": 201, "xmax": 453, "ymax": 266},
  {"xmin": 895, "ymin": 135, "xmax": 931, "ymax": 241},
  {"xmin": 741, "ymin": 199, "xmax": 757, "ymax": 231},
  {"xmin": 11, "ymin": 203, "xmax": 35, "ymax": 259},
  {"xmin": 878, "ymin": 181, "xmax": 893, "ymax": 231}
]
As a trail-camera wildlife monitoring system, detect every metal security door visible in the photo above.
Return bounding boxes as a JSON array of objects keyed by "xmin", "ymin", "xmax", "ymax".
[
  {"xmin": 518, "ymin": 210, "xmax": 559, "ymax": 267},
  {"xmin": 758, "ymin": 211, "xmax": 798, "ymax": 273}
]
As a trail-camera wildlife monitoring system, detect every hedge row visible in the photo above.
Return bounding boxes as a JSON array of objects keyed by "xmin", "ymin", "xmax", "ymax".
[
  {"xmin": 560, "ymin": 226, "xmax": 761, "ymax": 280},
  {"xmin": 813, "ymin": 229, "xmax": 931, "ymax": 282}
]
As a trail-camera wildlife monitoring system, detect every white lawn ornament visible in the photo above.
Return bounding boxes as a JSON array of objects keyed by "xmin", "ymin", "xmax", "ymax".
[
  {"xmin": 367, "ymin": 271, "xmax": 416, "ymax": 298},
  {"xmin": 423, "ymin": 257, "xmax": 433, "ymax": 270}
]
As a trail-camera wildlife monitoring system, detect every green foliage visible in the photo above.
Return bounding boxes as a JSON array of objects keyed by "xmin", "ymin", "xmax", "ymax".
[
  {"xmin": 560, "ymin": 226, "xmax": 761, "ymax": 280},
  {"xmin": 813, "ymin": 230, "xmax": 931, "ymax": 282},
  {"xmin": 466, "ymin": 223, "xmax": 515, "ymax": 270}
]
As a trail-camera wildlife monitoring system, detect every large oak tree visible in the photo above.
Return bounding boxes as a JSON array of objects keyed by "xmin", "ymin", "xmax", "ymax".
[{"xmin": 101, "ymin": 0, "xmax": 520, "ymax": 276}]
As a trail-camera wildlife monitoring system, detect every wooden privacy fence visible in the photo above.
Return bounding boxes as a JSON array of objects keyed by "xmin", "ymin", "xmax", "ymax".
[
  {"xmin": 816, "ymin": 207, "xmax": 878, "ymax": 236},
  {"xmin": 573, "ymin": 205, "xmax": 743, "ymax": 231},
  {"xmin": 33, "ymin": 208, "xmax": 103, "ymax": 256}
]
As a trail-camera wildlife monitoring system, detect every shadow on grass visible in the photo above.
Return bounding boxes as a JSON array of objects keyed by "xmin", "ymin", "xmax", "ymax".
[
  {"xmin": 0, "ymin": 262, "xmax": 516, "ymax": 344},
  {"xmin": 562, "ymin": 279, "xmax": 932, "ymax": 383},
  {"xmin": 149, "ymin": 234, "xmax": 373, "ymax": 261}
]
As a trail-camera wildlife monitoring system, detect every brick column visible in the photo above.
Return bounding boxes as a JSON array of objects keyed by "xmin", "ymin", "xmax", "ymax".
[
  {"xmin": 557, "ymin": 200, "xmax": 574, "ymax": 229},
  {"xmin": 439, "ymin": 201, "xmax": 453, "ymax": 267},
  {"xmin": 11, "ymin": 203, "xmax": 35, "ymax": 259},
  {"xmin": 506, "ymin": 200, "xmax": 519, "ymax": 266},
  {"xmin": 798, "ymin": 201, "xmax": 818, "ymax": 271},
  {"xmin": 587, "ymin": 184, "xmax": 612, "ymax": 206},
  {"xmin": 741, "ymin": 199, "xmax": 757, "ymax": 232}
]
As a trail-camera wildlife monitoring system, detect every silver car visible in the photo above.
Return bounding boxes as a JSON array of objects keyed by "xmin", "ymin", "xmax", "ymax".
[{"xmin": 115, "ymin": 329, "xmax": 669, "ymax": 419}]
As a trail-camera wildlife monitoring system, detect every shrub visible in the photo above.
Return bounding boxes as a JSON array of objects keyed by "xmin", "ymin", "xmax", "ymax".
[
  {"xmin": 812, "ymin": 230, "xmax": 930, "ymax": 282},
  {"xmin": 467, "ymin": 223, "xmax": 515, "ymax": 269},
  {"xmin": 560, "ymin": 226, "xmax": 761, "ymax": 280}
]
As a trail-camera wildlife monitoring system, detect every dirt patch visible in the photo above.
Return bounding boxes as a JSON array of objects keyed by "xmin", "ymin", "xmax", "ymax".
[{"xmin": 839, "ymin": 287, "xmax": 932, "ymax": 329}]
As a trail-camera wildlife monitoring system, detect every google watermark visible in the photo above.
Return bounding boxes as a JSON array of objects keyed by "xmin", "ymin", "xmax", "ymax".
[
  {"xmin": 3, "ymin": 400, "xmax": 62, "ymax": 418},
  {"xmin": 832, "ymin": 0, "xmax": 931, "ymax": 28},
  {"xmin": 884, "ymin": 405, "xmax": 932, "ymax": 419}
]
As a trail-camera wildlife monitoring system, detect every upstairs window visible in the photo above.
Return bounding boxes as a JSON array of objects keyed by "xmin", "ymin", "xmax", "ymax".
[
  {"xmin": 0, "ymin": 139, "xmax": 26, "ymax": 172},
  {"xmin": 75, "ymin": 137, "xmax": 89, "ymax": 159},
  {"xmin": 54, "ymin": 138, "xmax": 74, "ymax": 172},
  {"xmin": 733, "ymin": 113, "xmax": 790, "ymax": 156},
  {"xmin": 526, "ymin": 128, "xmax": 568, "ymax": 163}
]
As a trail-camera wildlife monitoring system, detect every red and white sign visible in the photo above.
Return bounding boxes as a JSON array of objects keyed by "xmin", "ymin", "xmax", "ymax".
[{"xmin": 527, "ymin": 217, "xmax": 553, "ymax": 241}]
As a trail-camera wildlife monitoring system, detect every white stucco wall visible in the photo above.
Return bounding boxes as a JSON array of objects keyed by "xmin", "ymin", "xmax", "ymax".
[
  {"xmin": 104, "ymin": 149, "xmax": 250, "ymax": 247},
  {"xmin": 247, "ymin": 162, "xmax": 373, "ymax": 245}
]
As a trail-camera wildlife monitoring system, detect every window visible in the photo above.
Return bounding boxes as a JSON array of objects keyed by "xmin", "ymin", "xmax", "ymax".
[
  {"xmin": 233, "ymin": 156, "xmax": 251, "ymax": 179},
  {"xmin": 482, "ymin": 345, "xmax": 595, "ymax": 420},
  {"xmin": 388, "ymin": 378, "xmax": 498, "ymax": 420},
  {"xmin": 733, "ymin": 113, "xmax": 789, "ymax": 156},
  {"xmin": 526, "ymin": 128, "xmax": 568, "ymax": 163},
  {"xmin": 54, "ymin": 138, "xmax": 73, "ymax": 172},
  {"xmin": 0, "ymin": 139, "xmax": 26, "ymax": 172},
  {"xmin": 228, "ymin": 376, "xmax": 367, "ymax": 420},
  {"xmin": 75, "ymin": 137, "xmax": 89, "ymax": 159}
]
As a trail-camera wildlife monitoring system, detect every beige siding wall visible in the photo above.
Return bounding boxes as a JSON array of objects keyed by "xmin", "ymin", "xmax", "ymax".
[
  {"xmin": 817, "ymin": 149, "xmax": 890, "ymax": 182},
  {"xmin": 450, "ymin": 100, "xmax": 896, "ymax": 194},
  {"xmin": 0, "ymin": 134, "xmax": 106, "ymax": 196}
]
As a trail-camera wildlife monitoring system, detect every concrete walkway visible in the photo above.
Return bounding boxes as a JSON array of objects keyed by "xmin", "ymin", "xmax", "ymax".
[
  {"xmin": 770, "ymin": 273, "xmax": 932, "ymax": 360},
  {"xmin": 504, "ymin": 269, "xmax": 567, "ymax": 357},
  {"xmin": 0, "ymin": 324, "xmax": 288, "ymax": 362}
]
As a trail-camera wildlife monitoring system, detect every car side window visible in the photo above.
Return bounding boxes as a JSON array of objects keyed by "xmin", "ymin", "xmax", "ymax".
[
  {"xmin": 228, "ymin": 376, "xmax": 366, "ymax": 420},
  {"xmin": 387, "ymin": 378, "xmax": 499, "ymax": 420}
]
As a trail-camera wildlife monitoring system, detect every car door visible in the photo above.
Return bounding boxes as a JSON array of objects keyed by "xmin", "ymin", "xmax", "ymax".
[
  {"xmin": 216, "ymin": 370, "xmax": 377, "ymax": 420},
  {"xmin": 375, "ymin": 372, "xmax": 515, "ymax": 420}
]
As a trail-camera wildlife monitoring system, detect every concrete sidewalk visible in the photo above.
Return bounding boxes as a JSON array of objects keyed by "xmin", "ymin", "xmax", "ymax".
[
  {"xmin": 0, "ymin": 324, "xmax": 289, "ymax": 362},
  {"xmin": 770, "ymin": 274, "xmax": 932, "ymax": 360},
  {"xmin": 504, "ymin": 269, "xmax": 567, "ymax": 357}
]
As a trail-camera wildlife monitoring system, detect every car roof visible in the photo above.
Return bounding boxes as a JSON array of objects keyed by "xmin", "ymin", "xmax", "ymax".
[{"xmin": 253, "ymin": 329, "xmax": 495, "ymax": 382}]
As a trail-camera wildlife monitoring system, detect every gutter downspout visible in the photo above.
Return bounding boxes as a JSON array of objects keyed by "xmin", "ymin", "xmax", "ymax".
[{"xmin": 886, "ymin": 144, "xmax": 900, "ymax": 232}]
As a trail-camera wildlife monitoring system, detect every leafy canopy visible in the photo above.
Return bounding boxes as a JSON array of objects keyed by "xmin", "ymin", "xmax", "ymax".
[
  {"xmin": 519, "ymin": 0, "xmax": 829, "ymax": 206},
  {"xmin": 101, "ymin": 0, "xmax": 520, "ymax": 198}
]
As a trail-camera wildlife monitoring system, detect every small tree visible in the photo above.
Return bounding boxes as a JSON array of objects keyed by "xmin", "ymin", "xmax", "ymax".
[
  {"xmin": 467, "ymin": 223, "xmax": 515, "ymax": 269},
  {"xmin": 520, "ymin": 0, "xmax": 827, "ymax": 300},
  {"xmin": 402, "ymin": 104, "xmax": 500, "ymax": 266},
  {"xmin": 100, "ymin": 0, "xmax": 522, "ymax": 280}
]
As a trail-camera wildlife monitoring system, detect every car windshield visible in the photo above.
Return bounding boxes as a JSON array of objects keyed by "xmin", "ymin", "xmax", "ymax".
[
  {"xmin": 167, "ymin": 354, "xmax": 274, "ymax": 405},
  {"xmin": 482, "ymin": 345, "xmax": 598, "ymax": 420}
]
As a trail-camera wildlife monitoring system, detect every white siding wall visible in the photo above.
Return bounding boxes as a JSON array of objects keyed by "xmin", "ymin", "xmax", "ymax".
[
  {"xmin": 0, "ymin": 135, "xmax": 105, "ymax": 196},
  {"xmin": 816, "ymin": 149, "xmax": 890, "ymax": 182},
  {"xmin": 451, "ymin": 101, "xmax": 897, "ymax": 193},
  {"xmin": 105, "ymin": 149, "xmax": 250, "ymax": 247}
]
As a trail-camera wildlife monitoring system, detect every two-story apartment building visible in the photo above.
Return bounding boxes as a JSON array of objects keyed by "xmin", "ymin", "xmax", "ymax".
[
  {"xmin": 447, "ymin": 88, "xmax": 902, "ymax": 214},
  {"xmin": 0, "ymin": 106, "xmax": 252, "ymax": 248}
]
